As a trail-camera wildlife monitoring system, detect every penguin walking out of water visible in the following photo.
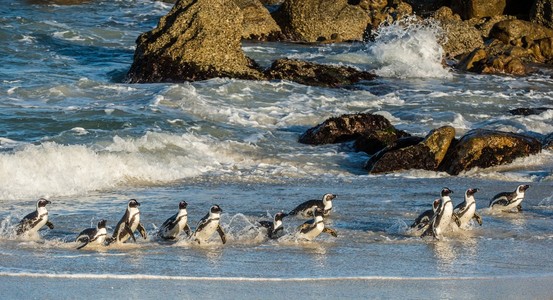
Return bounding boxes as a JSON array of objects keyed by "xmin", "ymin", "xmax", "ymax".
[
  {"xmin": 454, "ymin": 188, "xmax": 482, "ymax": 228},
  {"xmin": 259, "ymin": 212, "xmax": 287, "ymax": 239},
  {"xmin": 289, "ymin": 193, "xmax": 336, "ymax": 218},
  {"xmin": 109, "ymin": 199, "xmax": 147, "ymax": 244},
  {"xmin": 191, "ymin": 205, "xmax": 226, "ymax": 245},
  {"xmin": 16, "ymin": 198, "xmax": 54, "ymax": 236},
  {"xmin": 158, "ymin": 201, "xmax": 191, "ymax": 240},
  {"xmin": 75, "ymin": 219, "xmax": 108, "ymax": 249},
  {"xmin": 489, "ymin": 184, "xmax": 530, "ymax": 212},
  {"xmin": 410, "ymin": 205, "xmax": 437, "ymax": 233},
  {"xmin": 296, "ymin": 207, "xmax": 338, "ymax": 241},
  {"xmin": 422, "ymin": 188, "xmax": 459, "ymax": 239}
]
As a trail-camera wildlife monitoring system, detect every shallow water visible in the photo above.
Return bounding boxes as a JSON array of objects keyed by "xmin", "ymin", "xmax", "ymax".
[{"xmin": 1, "ymin": 0, "xmax": 553, "ymax": 297}]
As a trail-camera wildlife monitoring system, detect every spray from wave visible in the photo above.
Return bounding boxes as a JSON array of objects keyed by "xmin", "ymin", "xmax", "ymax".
[{"xmin": 367, "ymin": 16, "xmax": 451, "ymax": 78}]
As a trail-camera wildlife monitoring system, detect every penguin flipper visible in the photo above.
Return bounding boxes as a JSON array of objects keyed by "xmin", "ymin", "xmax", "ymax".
[
  {"xmin": 473, "ymin": 212, "xmax": 483, "ymax": 226},
  {"xmin": 124, "ymin": 225, "xmax": 136, "ymax": 242},
  {"xmin": 46, "ymin": 221, "xmax": 54, "ymax": 230},
  {"xmin": 137, "ymin": 223, "xmax": 147, "ymax": 239},
  {"xmin": 183, "ymin": 224, "xmax": 191, "ymax": 237},
  {"xmin": 76, "ymin": 239, "xmax": 90, "ymax": 250},
  {"xmin": 216, "ymin": 225, "xmax": 226, "ymax": 244},
  {"xmin": 297, "ymin": 221, "xmax": 312, "ymax": 234},
  {"xmin": 452, "ymin": 214, "xmax": 461, "ymax": 227},
  {"xmin": 323, "ymin": 227, "xmax": 338, "ymax": 237}
]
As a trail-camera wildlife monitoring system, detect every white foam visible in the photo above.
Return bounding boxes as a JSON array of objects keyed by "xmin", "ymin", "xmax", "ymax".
[{"xmin": 367, "ymin": 17, "xmax": 451, "ymax": 79}]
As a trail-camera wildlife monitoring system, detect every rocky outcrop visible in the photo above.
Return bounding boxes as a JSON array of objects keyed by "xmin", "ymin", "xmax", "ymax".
[
  {"xmin": 490, "ymin": 19, "xmax": 553, "ymax": 45},
  {"xmin": 403, "ymin": 0, "xmax": 449, "ymax": 16},
  {"xmin": 273, "ymin": 0, "xmax": 370, "ymax": 42},
  {"xmin": 509, "ymin": 107, "xmax": 552, "ymax": 116},
  {"xmin": 531, "ymin": 0, "xmax": 553, "ymax": 29},
  {"xmin": 451, "ymin": 0, "xmax": 506, "ymax": 20},
  {"xmin": 265, "ymin": 58, "xmax": 376, "ymax": 87},
  {"xmin": 298, "ymin": 113, "xmax": 398, "ymax": 145},
  {"xmin": 433, "ymin": 7, "xmax": 484, "ymax": 58},
  {"xmin": 364, "ymin": 126, "xmax": 455, "ymax": 173},
  {"xmin": 354, "ymin": 130, "xmax": 414, "ymax": 155},
  {"xmin": 442, "ymin": 129, "xmax": 542, "ymax": 175},
  {"xmin": 127, "ymin": 0, "xmax": 264, "ymax": 83},
  {"xmin": 235, "ymin": 0, "xmax": 283, "ymax": 40}
]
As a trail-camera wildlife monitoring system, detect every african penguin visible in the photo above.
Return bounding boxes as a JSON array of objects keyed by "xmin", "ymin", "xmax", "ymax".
[
  {"xmin": 422, "ymin": 187, "xmax": 459, "ymax": 239},
  {"xmin": 16, "ymin": 198, "xmax": 54, "ymax": 236},
  {"xmin": 191, "ymin": 205, "xmax": 226, "ymax": 245},
  {"xmin": 296, "ymin": 207, "xmax": 338, "ymax": 241},
  {"xmin": 259, "ymin": 212, "xmax": 287, "ymax": 239},
  {"xmin": 109, "ymin": 199, "xmax": 147, "ymax": 244},
  {"xmin": 75, "ymin": 219, "xmax": 108, "ymax": 249},
  {"xmin": 489, "ymin": 184, "xmax": 530, "ymax": 212},
  {"xmin": 454, "ymin": 188, "xmax": 482, "ymax": 228},
  {"xmin": 410, "ymin": 207, "xmax": 436, "ymax": 233},
  {"xmin": 158, "ymin": 201, "xmax": 191, "ymax": 240},
  {"xmin": 289, "ymin": 193, "xmax": 336, "ymax": 218}
]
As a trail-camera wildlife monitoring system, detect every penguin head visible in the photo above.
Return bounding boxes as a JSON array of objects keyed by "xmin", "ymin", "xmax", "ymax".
[
  {"xmin": 517, "ymin": 184, "xmax": 530, "ymax": 193},
  {"xmin": 274, "ymin": 212, "xmax": 287, "ymax": 222},
  {"xmin": 466, "ymin": 188, "xmax": 479, "ymax": 197},
  {"xmin": 210, "ymin": 205, "xmax": 222, "ymax": 214},
  {"xmin": 322, "ymin": 193, "xmax": 336, "ymax": 203},
  {"xmin": 97, "ymin": 219, "xmax": 107, "ymax": 229},
  {"xmin": 179, "ymin": 201, "xmax": 188, "ymax": 210},
  {"xmin": 441, "ymin": 188, "xmax": 453, "ymax": 197},
  {"xmin": 36, "ymin": 198, "xmax": 51, "ymax": 208},
  {"xmin": 128, "ymin": 199, "xmax": 140, "ymax": 208}
]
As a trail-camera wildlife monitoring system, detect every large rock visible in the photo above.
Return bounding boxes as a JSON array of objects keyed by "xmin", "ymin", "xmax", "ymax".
[
  {"xmin": 402, "ymin": 0, "xmax": 448, "ymax": 16},
  {"xmin": 451, "ymin": 0, "xmax": 506, "ymax": 20},
  {"xmin": 489, "ymin": 19, "xmax": 553, "ymax": 45},
  {"xmin": 442, "ymin": 129, "xmax": 542, "ymax": 175},
  {"xmin": 365, "ymin": 126, "xmax": 456, "ymax": 173},
  {"xmin": 127, "ymin": 0, "xmax": 264, "ymax": 83},
  {"xmin": 531, "ymin": 0, "xmax": 553, "ymax": 29},
  {"xmin": 235, "ymin": 0, "xmax": 283, "ymax": 40},
  {"xmin": 433, "ymin": 7, "xmax": 484, "ymax": 58},
  {"xmin": 299, "ymin": 113, "xmax": 397, "ymax": 145},
  {"xmin": 265, "ymin": 58, "xmax": 376, "ymax": 87},
  {"xmin": 354, "ymin": 130, "xmax": 413, "ymax": 155},
  {"xmin": 273, "ymin": 0, "xmax": 370, "ymax": 42}
]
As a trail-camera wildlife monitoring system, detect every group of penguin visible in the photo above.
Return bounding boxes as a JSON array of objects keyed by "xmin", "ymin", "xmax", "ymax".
[
  {"xmin": 410, "ymin": 184, "xmax": 530, "ymax": 239},
  {"xmin": 11, "ymin": 184, "xmax": 530, "ymax": 249},
  {"xmin": 12, "ymin": 193, "xmax": 339, "ymax": 249}
]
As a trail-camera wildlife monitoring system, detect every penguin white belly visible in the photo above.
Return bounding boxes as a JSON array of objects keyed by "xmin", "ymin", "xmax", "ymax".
[
  {"xmin": 163, "ymin": 216, "xmax": 187, "ymax": 238},
  {"xmin": 458, "ymin": 205, "xmax": 475, "ymax": 228},
  {"xmin": 435, "ymin": 205, "xmax": 453, "ymax": 237},
  {"xmin": 299, "ymin": 222, "xmax": 324, "ymax": 241},
  {"xmin": 92, "ymin": 228, "xmax": 107, "ymax": 245},
  {"xmin": 117, "ymin": 213, "xmax": 140, "ymax": 242},
  {"xmin": 503, "ymin": 197, "xmax": 523, "ymax": 210},
  {"xmin": 194, "ymin": 221, "xmax": 218, "ymax": 243}
]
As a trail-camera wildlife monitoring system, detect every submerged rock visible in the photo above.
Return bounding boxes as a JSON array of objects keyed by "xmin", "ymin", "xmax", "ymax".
[
  {"xmin": 442, "ymin": 129, "xmax": 542, "ymax": 175},
  {"xmin": 265, "ymin": 58, "xmax": 376, "ymax": 87},
  {"xmin": 127, "ymin": 0, "xmax": 264, "ymax": 83},
  {"xmin": 299, "ymin": 113, "xmax": 396, "ymax": 145},
  {"xmin": 509, "ymin": 107, "xmax": 551, "ymax": 116}
]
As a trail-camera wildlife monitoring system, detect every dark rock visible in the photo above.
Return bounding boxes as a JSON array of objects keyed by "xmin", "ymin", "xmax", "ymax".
[
  {"xmin": 235, "ymin": 0, "xmax": 283, "ymax": 41},
  {"xmin": 299, "ymin": 113, "xmax": 396, "ymax": 145},
  {"xmin": 509, "ymin": 107, "xmax": 551, "ymax": 116},
  {"xmin": 365, "ymin": 126, "xmax": 456, "ymax": 173},
  {"xmin": 544, "ymin": 132, "xmax": 553, "ymax": 150},
  {"xmin": 531, "ymin": 0, "xmax": 553, "ymax": 29},
  {"xmin": 265, "ymin": 58, "xmax": 376, "ymax": 87},
  {"xmin": 505, "ymin": 0, "xmax": 533, "ymax": 20},
  {"xmin": 402, "ymin": 0, "xmax": 449, "ymax": 16},
  {"xmin": 127, "ymin": 0, "xmax": 264, "ymax": 83},
  {"xmin": 442, "ymin": 129, "xmax": 542, "ymax": 175},
  {"xmin": 272, "ymin": 0, "xmax": 370, "ymax": 42},
  {"xmin": 354, "ymin": 130, "xmax": 413, "ymax": 155},
  {"xmin": 451, "ymin": 0, "xmax": 506, "ymax": 20}
]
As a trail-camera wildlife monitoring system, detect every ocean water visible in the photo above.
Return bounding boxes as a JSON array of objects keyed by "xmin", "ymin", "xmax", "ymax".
[{"xmin": 1, "ymin": 0, "xmax": 553, "ymax": 298}]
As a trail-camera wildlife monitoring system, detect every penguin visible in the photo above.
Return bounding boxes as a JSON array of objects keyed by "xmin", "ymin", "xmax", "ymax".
[
  {"xmin": 422, "ymin": 187, "xmax": 460, "ymax": 239},
  {"xmin": 109, "ymin": 199, "xmax": 147, "ymax": 244},
  {"xmin": 158, "ymin": 201, "xmax": 191, "ymax": 240},
  {"xmin": 489, "ymin": 184, "xmax": 530, "ymax": 212},
  {"xmin": 410, "ymin": 206, "xmax": 437, "ymax": 233},
  {"xmin": 258, "ymin": 212, "xmax": 287, "ymax": 239},
  {"xmin": 289, "ymin": 193, "xmax": 336, "ymax": 218},
  {"xmin": 16, "ymin": 198, "xmax": 54, "ymax": 236},
  {"xmin": 296, "ymin": 207, "xmax": 338, "ymax": 241},
  {"xmin": 191, "ymin": 205, "xmax": 226, "ymax": 245},
  {"xmin": 454, "ymin": 188, "xmax": 482, "ymax": 228},
  {"xmin": 75, "ymin": 219, "xmax": 108, "ymax": 249}
]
